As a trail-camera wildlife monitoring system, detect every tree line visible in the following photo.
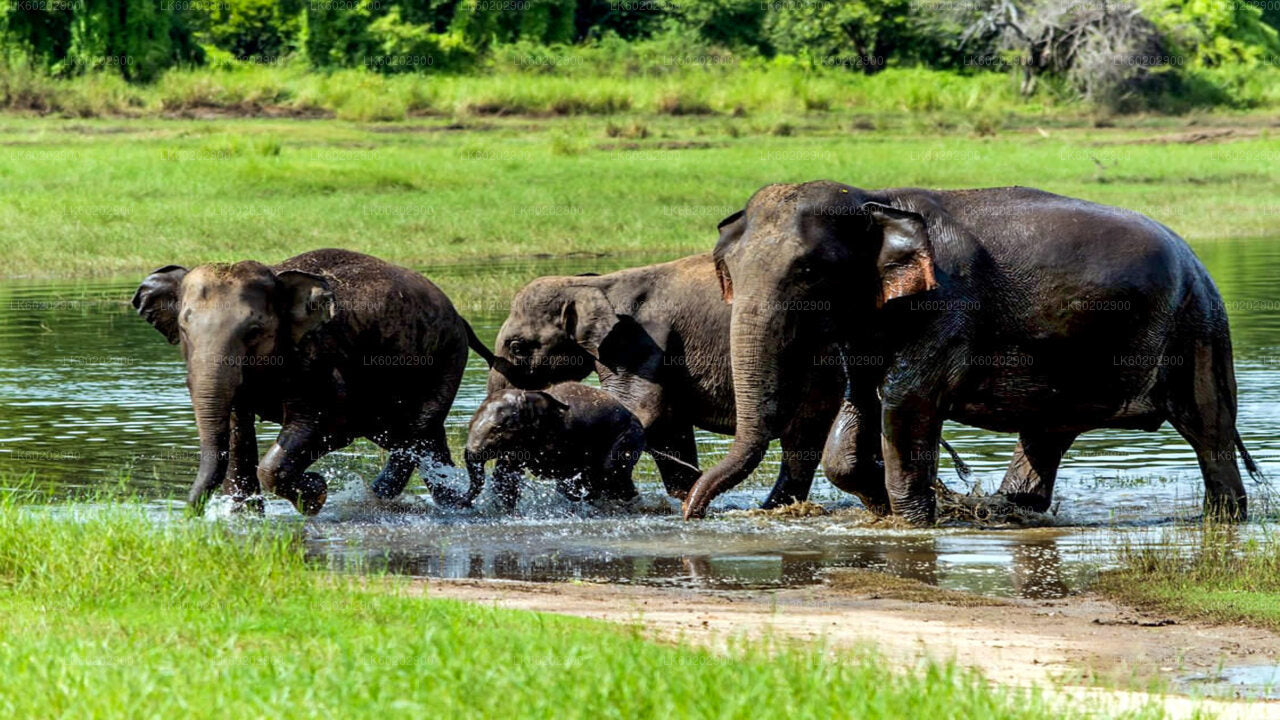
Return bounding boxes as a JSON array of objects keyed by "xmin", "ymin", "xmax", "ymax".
[{"xmin": 2, "ymin": 0, "xmax": 1278, "ymax": 107}]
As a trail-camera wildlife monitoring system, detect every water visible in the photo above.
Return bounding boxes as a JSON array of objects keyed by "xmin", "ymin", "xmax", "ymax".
[
  {"xmin": 1182, "ymin": 664, "xmax": 1280, "ymax": 700},
  {"xmin": 2, "ymin": 242, "xmax": 1279, "ymax": 597}
]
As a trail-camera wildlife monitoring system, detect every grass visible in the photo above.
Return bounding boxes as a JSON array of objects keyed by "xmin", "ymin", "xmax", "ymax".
[
  {"xmin": 0, "ymin": 63, "xmax": 1053, "ymax": 120},
  {"xmin": 1097, "ymin": 523, "xmax": 1280, "ymax": 630},
  {"xmin": 0, "ymin": 110, "xmax": 1278, "ymax": 301},
  {"xmin": 0, "ymin": 488, "xmax": 1124, "ymax": 719}
]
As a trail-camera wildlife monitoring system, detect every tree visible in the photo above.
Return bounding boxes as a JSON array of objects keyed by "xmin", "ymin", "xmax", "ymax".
[{"xmin": 765, "ymin": 0, "xmax": 916, "ymax": 73}]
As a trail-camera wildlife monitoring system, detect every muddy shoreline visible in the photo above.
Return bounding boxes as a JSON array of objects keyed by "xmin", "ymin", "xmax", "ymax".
[{"xmin": 420, "ymin": 575, "xmax": 1280, "ymax": 717}]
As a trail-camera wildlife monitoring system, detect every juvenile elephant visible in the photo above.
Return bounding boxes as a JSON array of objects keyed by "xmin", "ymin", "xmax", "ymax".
[
  {"xmin": 455, "ymin": 382, "xmax": 644, "ymax": 511},
  {"xmin": 685, "ymin": 181, "xmax": 1263, "ymax": 522},
  {"xmin": 133, "ymin": 248, "xmax": 494, "ymax": 515},
  {"xmin": 487, "ymin": 253, "xmax": 845, "ymax": 508}
]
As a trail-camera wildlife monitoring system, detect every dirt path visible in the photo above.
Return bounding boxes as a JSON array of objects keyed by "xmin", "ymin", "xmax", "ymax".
[{"xmin": 420, "ymin": 576, "xmax": 1280, "ymax": 718}]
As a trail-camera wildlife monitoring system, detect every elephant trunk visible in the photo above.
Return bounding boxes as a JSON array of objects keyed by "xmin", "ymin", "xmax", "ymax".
[
  {"xmin": 462, "ymin": 449, "xmax": 487, "ymax": 505},
  {"xmin": 186, "ymin": 356, "xmax": 242, "ymax": 515},
  {"xmin": 683, "ymin": 292, "xmax": 784, "ymax": 519}
]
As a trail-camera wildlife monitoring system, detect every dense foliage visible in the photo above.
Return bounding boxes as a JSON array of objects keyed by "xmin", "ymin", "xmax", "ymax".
[{"xmin": 1, "ymin": 0, "xmax": 1277, "ymax": 108}]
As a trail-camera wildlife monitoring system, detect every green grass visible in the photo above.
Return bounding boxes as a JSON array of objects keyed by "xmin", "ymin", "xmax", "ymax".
[
  {"xmin": 0, "ymin": 111, "xmax": 1278, "ymax": 302},
  {"xmin": 1097, "ymin": 524, "xmax": 1280, "ymax": 630},
  {"xmin": 1, "ymin": 63, "xmax": 1054, "ymax": 120},
  {"xmin": 0, "ymin": 491, "xmax": 1127, "ymax": 719}
]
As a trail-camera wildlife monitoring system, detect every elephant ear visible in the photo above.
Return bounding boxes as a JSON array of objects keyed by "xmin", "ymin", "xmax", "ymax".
[
  {"xmin": 863, "ymin": 202, "xmax": 937, "ymax": 307},
  {"xmin": 529, "ymin": 391, "xmax": 571, "ymax": 414},
  {"xmin": 713, "ymin": 210, "xmax": 746, "ymax": 303},
  {"xmin": 131, "ymin": 265, "xmax": 188, "ymax": 344},
  {"xmin": 277, "ymin": 270, "xmax": 336, "ymax": 343},
  {"xmin": 558, "ymin": 286, "xmax": 617, "ymax": 358}
]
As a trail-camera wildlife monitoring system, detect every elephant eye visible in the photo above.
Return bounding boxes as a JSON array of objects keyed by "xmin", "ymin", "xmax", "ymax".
[
  {"xmin": 244, "ymin": 325, "xmax": 265, "ymax": 342},
  {"xmin": 508, "ymin": 339, "xmax": 532, "ymax": 357}
]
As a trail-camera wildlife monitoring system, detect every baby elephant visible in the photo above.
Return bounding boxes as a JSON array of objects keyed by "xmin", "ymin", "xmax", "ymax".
[
  {"xmin": 449, "ymin": 383, "xmax": 644, "ymax": 511},
  {"xmin": 133, "ymin": 248, "xmax": 494, "ymax": 516}
]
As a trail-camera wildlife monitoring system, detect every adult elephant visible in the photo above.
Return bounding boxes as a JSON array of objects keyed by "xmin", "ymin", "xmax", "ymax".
[
  {"xmin": 683, "ymin": 181, "xmax": 1262, "ymax": 523},
  {"xmin": 133, "ymin": 248, "xmax": 494, "ymax": 515},
  {"xmin": 487, "ymin": 253, "xmax": 845, "ymax": 507}
]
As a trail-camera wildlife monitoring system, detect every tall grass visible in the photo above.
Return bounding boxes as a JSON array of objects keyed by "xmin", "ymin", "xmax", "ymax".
[
  {"xmin": 8, "ymin": 54, "xmax": 1280, "ymax": 121},
  {"xmin": 0, "ymin": 62, "xmax": 1054, "ymax": 120},
  {"xmin": 1097, "ymin": 523, "xmax": 1280, "ymax": 630},
  {"xmin": 0, "ymin": 489, "xmax": 1122, "ymax": 718}
]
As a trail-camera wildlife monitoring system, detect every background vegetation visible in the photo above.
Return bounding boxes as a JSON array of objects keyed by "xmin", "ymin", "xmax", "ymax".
[{"xmin": 2, "ymin": 0, "xmax": 1280, "ymax": 115}]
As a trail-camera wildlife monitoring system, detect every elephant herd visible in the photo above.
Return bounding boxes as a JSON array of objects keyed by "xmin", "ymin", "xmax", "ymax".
[{"xmin": 134, "ymin": 181, "xmax": 1263, "ymax": 525}]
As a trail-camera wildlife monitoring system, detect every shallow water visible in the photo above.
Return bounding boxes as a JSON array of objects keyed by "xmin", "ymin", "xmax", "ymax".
[
  {"xmin": 1181, "ymin": 664, "xmax": 1280, "ymax": 700},
  {"xmin": 2, "ymin": 242, "xmax": 1279, "ymax": 596}
]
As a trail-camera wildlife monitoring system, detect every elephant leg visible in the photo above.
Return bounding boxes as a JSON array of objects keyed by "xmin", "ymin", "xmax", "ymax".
[
  {"xmin": 416, "ymin": 421, "xmax": 455, "ymax": 469},
  {"xmin": 598, "ymin": 423, "xmax": 644, "ymax": 502},
  {"xmin": 224, "ymin": 405, "xmax": 262, "ymax": 511},
  {"xmin": 647, "ymin": 422, "xmax": 700, "ymax": 499},
  {"xmin": 370, "ymin": 448, "xmax": 420, "ymax": 500},
  {"xmin": 492, "ymin": 458, "xmax": 524, "ymax": 513},
  {"xmin": 258, "ymin": 422, "xmax": 347, "ymax": 516},
  {"xmin": 397, "ymin": 363, "xmax": 465, "ymax": 476},
  {"xmin": 881, "ymin": 394, "xmax": 942, "ymax": 525},
  {"xmin": 762, "ymin": 362, "xmax": 844, "ymax": 509},
  {"xmin": 997, "ymin": 431, "xmax": 1078, "ymax": 513},
  {"xmin": 1164, "ymin": 343, "xmax": 1247, "ymax": 520},
  {"xmin": 762, "ymin": 409, "xmax": 833, "ymax": 510},
  {"xmin": 370, "ymin": 381, "xmax": 460, "ymax": 499},
  {"xmin": 822, "ymin": 398, "xmax": 890, "ymax": 516}
]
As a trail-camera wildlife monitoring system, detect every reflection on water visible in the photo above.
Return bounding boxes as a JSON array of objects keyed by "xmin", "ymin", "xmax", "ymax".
[{"xmin": 2, "ymin": 240, "xmax": 1279, "ymax": 596}]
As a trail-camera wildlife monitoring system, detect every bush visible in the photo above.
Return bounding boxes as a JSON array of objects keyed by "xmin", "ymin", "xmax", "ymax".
[
  {"xmin": 1, "ymin": 0, "xmax": 203, "ymax": 81},
  {"xmin": 203, "ymin": 0, "xmax": 303, "ymax": 61},
  {"xmin": 765, "ymin": 0, "xmax": 918, "ymax": 73},
  {"xmin": 1142, "ymin": 0, "xmax": 1280, "ymax": 67},
  {"xmin": 367, "ymin": 8, "xmax": 476, "ymax": 73}
]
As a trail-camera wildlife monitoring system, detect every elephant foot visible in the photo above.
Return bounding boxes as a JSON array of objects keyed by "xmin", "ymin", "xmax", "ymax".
[
  {"xmin": 1002, "ymin": 492, "xmax": 1052, "ymax": 514},
  {"xmin": 370, "ymin": 472, "xmax": 406, "ymax": 500},
  {"xmin": 851, "ymin": 492, "xmax": 891, "ymax": 517},
  {"xmin": 1203, "ymin": 493, "xmax": 1247, "ymax": 523},
  {"xmin": 889, "ymin": 495, "xmax": 937, "ymax": 526},
  {"xmin": 426, "ymin": 482, "xmax": 473, "ymax": 509},
  {"xmin": 759, "ymin": 491, "xmax": 800, "ymax": 511},
  {"xmin": 230, "ymin": 495, "xmax": 265, "ymax": 515},
  {"xmin": 277, "ymin": 472, "xmax": 327, "ymax": 516}
]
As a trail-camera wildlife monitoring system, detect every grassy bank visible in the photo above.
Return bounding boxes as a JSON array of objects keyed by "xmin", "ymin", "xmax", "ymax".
[
  {"xmin": 6, "ymin": 58, "xmax": 1280, "ymax": 122},
  {"xmin": 2, "ymin": 64, "xmax": 1054, "ymax": 121},
  {"xmin": 0, "ymin": 494, "xmax": 1114, "ymax": 719},
  {"xmin": 1097, "ymin": 525, "xmax": 1280, "ymax": 631},
  {"xmin": 1, "ymin": 114, "xmax": 1277, "ymax": 295}
]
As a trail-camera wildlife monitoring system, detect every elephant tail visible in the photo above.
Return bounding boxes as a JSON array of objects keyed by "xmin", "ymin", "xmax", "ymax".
[
  {"xmin": 1235, "ymin": 430, "xmax": 1267, "ymax": 483},
  {"xmin": 648, "ymin": 448, "xmax": 702, "ymax": 475},
  {"xmin": 940, "ymin": 439, "xmax": 973, "ymax": 482},
  {"xmin": 463, "ymin": 320, "xmax": 497, "ymax": 367}
]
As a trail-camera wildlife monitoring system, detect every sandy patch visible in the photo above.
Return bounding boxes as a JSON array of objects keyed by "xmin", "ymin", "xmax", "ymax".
[{"xmin": 419, "ymin": 576, "xmax": 1280, "ymax": 718}]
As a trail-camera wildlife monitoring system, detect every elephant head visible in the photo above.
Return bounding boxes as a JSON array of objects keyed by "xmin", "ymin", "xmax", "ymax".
[
  {"xmin": 460, "ymin": 389, "xmax": 571, "ymax": 505},
  {"xmin": 132, "ymin": 261, "xmax": 335, "ymax": 512},
  {"xmin": 487, "ymin": 277, "xmax": 613, "ymax": 390},
  {"xmin": 682, "ymin": 180, "xmax": 937, "ymax": 519}
]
